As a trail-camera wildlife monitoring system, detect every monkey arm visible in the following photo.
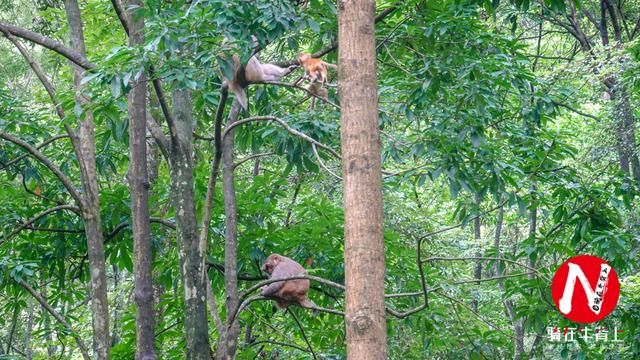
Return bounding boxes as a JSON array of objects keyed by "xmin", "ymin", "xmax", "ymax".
[{"xmin": 261, "ymin": 278, "xmax": 286, "ymax": 296}]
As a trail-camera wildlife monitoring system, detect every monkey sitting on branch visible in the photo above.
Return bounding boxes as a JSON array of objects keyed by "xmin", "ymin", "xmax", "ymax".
[{"xmin": 261, "ymin": 253, "xmax": 316, "ymax": 309}]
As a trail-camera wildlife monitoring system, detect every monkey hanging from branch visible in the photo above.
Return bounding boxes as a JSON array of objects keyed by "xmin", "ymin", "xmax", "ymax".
[
  {"xmin": 261, "ymin": 253, "xmax": 316, "ymax": 309},
  {"xmin": 223, "ymin": 54, "xmax": 297, "ymax": 111}
]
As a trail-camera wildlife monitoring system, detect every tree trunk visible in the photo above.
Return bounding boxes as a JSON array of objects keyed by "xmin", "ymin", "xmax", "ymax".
[
  {"xmin": 41, "ymin": 279, "xmax": 56, "ymax": 357},
  {"xmin": 612, "ymin": 88, "xmax": 640, "ymax": 181},
  {"xmin": 493, "ymin": 201, "xmax": 524, "ymax": 359},
  {"xmin": 170, "ymin": 88, "xmax": 211, "ymax": 359},
  {"xmin": 216, "ymin": 100, "xmax": 242, "ymax": 360},
  {"xmin": 125, "ymin": 1, "xmax": 157, "ymax": 358},
  {"xmin": 472, "ymin": 194, "xmax": 482, "ymax": 312},
  {"xmin": 111, "ymin": 266, "xmax": 122, "ymax": 347},
  {"xmin": 6, "ymin": 300, "xmax": 18, "ymax": 354},
  {"xmin": 338, "ymin": 0, "xmax": 387, "ymax": 358},
  {"xmin": 25, "ymin": 296, "xmax": 34, "ymax": 359},
  {"xmin": 63, "ymin": 1, "xmax": 110, "ymax": 357}
]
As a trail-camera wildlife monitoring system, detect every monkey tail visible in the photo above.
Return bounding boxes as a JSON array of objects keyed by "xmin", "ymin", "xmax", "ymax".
[
  {"xmin": 300, "ymin": 299, "xmax": 316, "ymax": 309},
  {"xmin": 227, "ymin": 82, "xmax": 248, "ymax": 111},
  {"xmin": 300, "ymin": 299, "xmax": 318, "ymax": 316},
  {"xmin": 324, "ymin": 62, "xmax": 338, "ymax": 69}
]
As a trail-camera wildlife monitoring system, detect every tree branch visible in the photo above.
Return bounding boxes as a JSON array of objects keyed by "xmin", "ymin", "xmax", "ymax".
[
  {"xmin": 0, "ymin": 132, "xmax": 83, "ymax": 207},
  {"xmin": 0, "ymin": 23, "xmax": 95, "ymax": 69},
  {"xmin": 1, "ymin": 205, "xmax": 80, "ymax": 243},
  {"xmin": 222, "ymin": 116, "xmax": 341, "ymax": 159},
  {"xmin": 0, "ymin": 134, "xmax": 68, "ymax": 171},
  {"xmin": 17, "ymin": 280, "xmax": 91, "ymax": 360}
]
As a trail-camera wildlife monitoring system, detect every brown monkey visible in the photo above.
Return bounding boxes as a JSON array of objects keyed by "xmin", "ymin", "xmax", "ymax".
[
  {"xmin": 224, "ymin": 55, "xmax": 296, "ymax": 111},
  {"xmin": 297, "ymin": 53, "xmax": 336, "ymax": 109},
  {"xmin": 307, "ymin": 81, "xmax": 328, "ymax": 109},
  {"xmin": 261, "ymin": 254, "xmax": 316, "ymax": 309},
  {"xmin": 297, "ymin": 53, "xmax": 337, "ymax": 84}
]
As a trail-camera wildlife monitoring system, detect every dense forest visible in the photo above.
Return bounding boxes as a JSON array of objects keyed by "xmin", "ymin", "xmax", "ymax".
[{"xmin": 0, "ymin": 0, "xmax": 638, "ymax": 358}]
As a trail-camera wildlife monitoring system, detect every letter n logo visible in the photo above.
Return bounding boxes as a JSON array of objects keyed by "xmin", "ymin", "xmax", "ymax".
[{"xmin": 551, "ymin": 255, "xmax": 620, "ymax": 323}]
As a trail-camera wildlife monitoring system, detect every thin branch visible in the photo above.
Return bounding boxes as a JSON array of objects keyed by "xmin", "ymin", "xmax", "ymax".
[
  {"xmin": 0, "ymin": 134, "xmax": 68, "ymax": 171},
  {"xmin": 206, "ymin": 281, "xmax": 225, "ymax": 335},
  {"xmin": 0, "ymin": 132, "xmax": 83, "ymax": 207},
  {"xmin": 222, "ymin": 116, "xmax": 340, "ymax": 159},
  {"xmin": 423, "ymin": 256, "xmax": 550, "ymax": 282},
  {"xmin": 109, "ymin": 0, "xmax": 130, "ymax": 36},
  {"xmin": 240, "ymin": 275, "xmax": 345, "ymax": 303},
  {"xmin": 17, "ymin": 280, "xmax": 91, "ymax": 360},
  {"xmin": 287, "ymin": 309, "xmax": 317, "ymax": 360},
  {"xmin": 552, "ymin": 100, "xmax": 601, "ymax": 121},
  {"xmin": 149, "ymin": 68, "xmax": 179, "ymax": 144},
  {"xmin": 233, "ymin": 152, "xmax": 274, "ymax": 170},
  {"xmin": 105, "ymin": 217, "xmax": 176, "ymax": 239},
  {"xmin": 146, "ymin": 113, "xmax": 170, "ymax": 160},
  {"xmin": 249, "ymin": 340, "xmax": 310, "ymax": 353},
  {"xmin": 1, "ymin": 31, "xmax": 65, "ymax": 119},
  {"xmin": 435, "ymin": 289, "xmax": 514, "ymax": 339},
  {"xmin": 417, "ymin": 200, "xmax": 507, "ymax": 242},
  {"xmin": 1, "ymin": 205, "xmax": 80, "ymax": 243},
  {"xmin": 0, "ymin": 23, "xmax": 95, "ymax": 69},
  {"xmin": 312, "ymin": 144, "xmax": 341, "ymax": 180},
  {"xmin": 262, "ymin": 80, "xmax": 340, "ymax": 109}
]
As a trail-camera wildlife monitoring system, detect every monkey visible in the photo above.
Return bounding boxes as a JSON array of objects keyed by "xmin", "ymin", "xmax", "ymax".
[
  {"xmin": 297, "ymin": 53, "xmax": 336, "ymax": 109},
  {"xmin": 261, "ymin": 254, "xmax": 316, "ymax": 309},
  {"xmin": 224, "ymin": 55, "xmax": 296, "ymax": 111},
  {"xmin": 297, "ymin": 53, "xmax": 337, "ymax": 84},
  {"xmin": 307, "ymin": 81, "xmax": 328, "ymax": 110}
]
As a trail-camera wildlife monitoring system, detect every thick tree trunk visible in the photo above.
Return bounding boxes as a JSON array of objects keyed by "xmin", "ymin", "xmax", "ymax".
[
  {"xmin": 63, "ymin": 1, "xmax": 110, "ymax": 357},
  {"xmin": 216, "ymin": 100, "xmax": 242, "ymax": 360},
  {"xmin": 338, "ymin": 1, "xmax": 387, "ymax": 358},
  {"xmin": 125, "ymin": 2, "xmax": 157, "ymax": 358},
  {"xmin": 170, "ymin": 89, "xmax": 211, "ymax": 359},
  {"xmin": 612, "ymin": 88, "xmax": 640, "ymax": 181}
]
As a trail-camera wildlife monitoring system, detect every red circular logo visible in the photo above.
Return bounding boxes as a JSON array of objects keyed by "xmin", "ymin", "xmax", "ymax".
[{"xmin": 551, "ymin": 255, "xmax": 620, "ymax": 323}]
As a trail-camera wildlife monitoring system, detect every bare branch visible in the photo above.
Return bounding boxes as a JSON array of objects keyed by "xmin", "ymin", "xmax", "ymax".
[
  {"xmin": 423, "ymin": 256, "xmax": 550, "ymax": 282},
  {"xmin": 233, "ymin": 152, "xmax": 274, "ymax": 170}
]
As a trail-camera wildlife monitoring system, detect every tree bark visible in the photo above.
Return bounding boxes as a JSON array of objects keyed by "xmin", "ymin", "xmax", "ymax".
[
  {"xmin": 611, "ymin": 87, "xmax": 640, "ymax": 181},
  {"xmin": 25, "ymin": 296, "xmax": 34, "ymax": 359},
  {"xmin": 216, "ymin": 100, "xmax": 242, "ymax": 360},
  {"xmin": 472, "ymin": 194, "xmax": 482, "ymax": 312},
  {"xmin": 170, "ymin": 89, "xmax": 211, "ymax": 359},
  {"xmin": 125, "ymin": 1, "xmax": 157, "ymax": 358},
  {"xmin": 63, "ymin": 1, "xmax": 110, "ymax": 357},
  {"xmin": 338, "ymin": 0, "xmax": 387, "ymax": 358},
  {"xmin": 493, "ymin": 201, "xmax": 524, "ymax": 359}
]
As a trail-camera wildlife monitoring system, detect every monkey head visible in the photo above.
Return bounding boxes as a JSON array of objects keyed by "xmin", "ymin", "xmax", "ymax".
[
  {"xmin": 261, "ymin": 254, "xmax": 283, "ymax": 274},
  {"xmin": 298, "ymin": 53, "xmax": 312, "ymax": 65}
]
